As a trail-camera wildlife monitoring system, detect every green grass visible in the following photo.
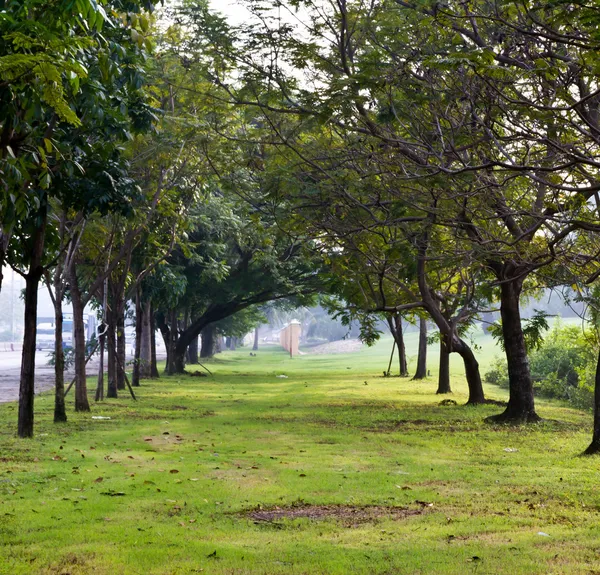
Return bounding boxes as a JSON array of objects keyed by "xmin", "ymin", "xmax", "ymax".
[{"xmin": 1, "ymin": 333, "xmax": 599, "ymax": 575}]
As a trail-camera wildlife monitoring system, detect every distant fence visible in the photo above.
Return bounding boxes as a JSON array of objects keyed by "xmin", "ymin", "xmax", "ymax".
[
  {"xmin": 0, "ymin": 342, "xmax": 22, "ymax": 352},
  {"xmin": 279, "ymin": 321, "xmax": 301, "ymax": 358}
]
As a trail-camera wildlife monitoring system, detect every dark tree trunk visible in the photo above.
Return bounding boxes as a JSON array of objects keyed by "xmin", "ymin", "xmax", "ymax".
[
  {"xmin": 116, "ymin": 298, "xmax": 126, "ymax": 391},
  {"xmin": 413, "ymin": 317, "xmax": 427, "ymax": 380},
  {"xmin": 69, "ymin": 266, "xmax": 90, "ymax": 412},
  {"xmin": 166, "ymin": 309, "xmax": 178, "ymax": 374},
  {"xmin": 584, "ymin": 347, "xmax": 600, "ymax": 455},
  {"xmin": 455, "ymin": 338, "xmax": 485, "ymax": 405},
  {"xmin": 140, "ymin": 298, "xmax": 152, "ymax": 377},
  {"xmin": 230, "ymin": 336, "xmax": 237, "ymax": 351},
  {"xmin": 150, "ymin": 306, "xmax": 159, "ymax": 378},
  {"xmin": 253, "ymin": 327, "xmax": 259, "ymax": 351},
  {"xmin": 489, "ymin": 280, "xmax": 539, "ymax": 423},
  {"xmin": 387, "ymin": 314, "xmax": 408, "ymax": 377},
  {"xmin": 188, "ymin": 336, "xmax": 199, "ymax": 364},
  {"xmin": 106, "ymin": 305, "xmax": 118, "ymax": 399},
  {"xmin": 132, "ymin": 288, "xmax": 142, "ymax": 387},
  {"xmin": 52, "ymin": 281, "xmax": 67, "ymax": 423},
  {"xmin": 18, "ymin": 209, "xmax": 47, "ymax": 438},
  {"xmin": 200, "ymin": 324, "xmax": 216, "ymax": 359},
  {"xmin": 437, "ymin": 337, "xmax": 451, "ymax": 394}
]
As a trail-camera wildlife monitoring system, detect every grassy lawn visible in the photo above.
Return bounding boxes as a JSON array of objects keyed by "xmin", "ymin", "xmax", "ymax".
[{"xmin": 1, "ymin": 333, "xmax": 599, "ymax": 574}]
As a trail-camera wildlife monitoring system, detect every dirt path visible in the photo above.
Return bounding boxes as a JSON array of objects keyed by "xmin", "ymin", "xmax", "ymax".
[{"xmin": 303, "ymin": 339, "xmax": 363, "ymax": 355}]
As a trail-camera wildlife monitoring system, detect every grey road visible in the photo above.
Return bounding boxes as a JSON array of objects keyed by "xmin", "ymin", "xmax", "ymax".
[{"xmin": 0, "ymin": 350, "xmax": 61, "ymax": 403}]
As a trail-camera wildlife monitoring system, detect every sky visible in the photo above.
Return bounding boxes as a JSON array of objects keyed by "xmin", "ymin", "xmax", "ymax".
[{"xmin": 208, "ymin": 0, "xmax": 252, "ymax": 24}]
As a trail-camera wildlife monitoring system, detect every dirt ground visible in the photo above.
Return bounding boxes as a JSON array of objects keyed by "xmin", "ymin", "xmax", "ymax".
[{"xmin": 304, "ymin": 339, "xmax": 363, "ymax": 355}]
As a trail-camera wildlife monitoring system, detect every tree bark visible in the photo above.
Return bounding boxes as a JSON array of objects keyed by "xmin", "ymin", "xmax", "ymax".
[
  {"xmin": 188, "ymin": 336, "xmax": 199, "ymax": 364},
  {"xmin": 413, "ymin": 316, "xmax": 427, "ymax": 380},
  {"xmin": 140, "ymin": 298, "xmax": 152, "ymax": 377},
  {"xmin": 437, "ymin": 337, "xmax": 451, "ymax": 394},
  {"xmin": 166, "ymin": 308, "xmax": 178, "ymax": 374},
  {"xmin": 116, "ymin": 297, "xmax": 126, "ymax": 391},
  {"xmin": 52, "ymin": 279, "xmax": 67, "ymax": 423},
  {"xmin": 387, "ymin": 313, "xmax": 408, "ymax": 376},
  {"xmin": 150, "ymin": 305, "xmax": 159, "ymax": 378},
  {"xmin": 106, "ymin": 305, "xmax": 118, "ymax": 399},
  {"xmin": 69, "ymin": 265, "xmax": 90, "ymax": 412},
  {"xmin": 253, "ymin": 327, "xmax": 259, "ymax": 351},
  {"xmin": 230, "ymin": 336, "xmax": 237, "ymax": 351},
  {"xmin": 95, "ymin": 324, "xmax": 105, "ymax": 402},
  {"xmin": 132, "ymin": 287, "xmax": 142, "ymax": 387},
  {"xmin": 200, "ymin": 324, "xmax": 216, "ymax": 359},
  {"xmin": 455, "ymin": 338, "xmax": 485, "ymax": 404},
  {"xmin": 489, "ymin": 280, "xmax": 540, "ymax": 423},
  {"xmin": 584, "ymin": 347, "xmax": 600, "ymax": 455},
  {"xmin": 18, "ymin": 208, "xmax": 47, "ymax": 438}
]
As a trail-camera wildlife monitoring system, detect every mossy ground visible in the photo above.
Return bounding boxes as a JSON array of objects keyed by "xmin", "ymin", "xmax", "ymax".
[{"xmin": 1, "ymin": 332, "xmax": 599, "ymax": 574}]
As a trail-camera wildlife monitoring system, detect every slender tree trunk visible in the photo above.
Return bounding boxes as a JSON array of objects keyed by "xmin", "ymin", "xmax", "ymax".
[
  {"xmin": 387, "ymin": 314, "xmax": 408, "ymax": 376},
  {"xmin": 96, "ymin": 326, "xmax": 105, "ymax": 402},
  {"xmin": 188, "ymin": 336, "xmax": 199, "ymax": 364},
  {"xmin": 166, "ymin": 309, "xmax": 178, "ymax": 374},
  {"xmin": 132, "ymin": 288, "xmax": 142, "ymax": 387},
  {"xmin": 200, "ymin": 324, "xmax": 216, "ymax": 359},
  {"xmin": 18, "ymin": 209, "xmax": 47, "ymax": 438},
  {"xmin": 140, "ymin": 299, "xmax": 152, "ymax": 377},
  {"xmin": 253, "ymin": 327, "xmax": 259, "ymax": 351},
  {"xmin": 150, "ymin": 306, "xmax": 159, "ymax": 378},
  {"xmin": 52, "ymin": 281, "xmax": 66, "ymax": 423},
  {"xmin": 455, "ymin": 338, "xmax": 485, "ymax": 405},
  {"xmin": 413, "ymin": 317, "xmax": 428, "ymax": 380},
  {"xmin": 69, "ymin": 266, "xmax": 90, "ymax": 412},
  {"xmin": 437, "ymin": 337, "xmax": 451, "ymax": 394},
  {"xmin": 106, "ymin": 305, "xmax": 118, "ymax": 399},
  {"xmin": 490, "ymin": 280, "xmax": 539, "ymax": 422},
  {"xmin": 584, "ymin": 347, "xmax": 600, "ymax": 455},
  {"xmin": 116, "ymin": 298, "xmax": 126, "ymax": 390}
]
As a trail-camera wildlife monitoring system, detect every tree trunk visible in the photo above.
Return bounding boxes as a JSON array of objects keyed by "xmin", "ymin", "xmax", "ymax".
[
  {"xmin": 188, "ymin": 336, "xmax": 199, "ymax": 364},
  {"xmin": 18, "ymin": 209, "xmax": 47, "ymax": 438},
  {"xmin": 455, "ymin": 338, "xmax": 485, "ymax": 405},
  {"xmin": 230, "ymin": 336, "xmax": 237, "ymax": 351},
  {"xmin": 150, "ymin": 305, "xmax": 159, "ymax": 378},
  {"xmin": 52, "ymin": 280, "xmax": 67, "ymax": 423},
  {"xmin": 387, "ymin": 314, "xmax": 408, "ymax": 376},
  {"xmin": 106, "ymin": 305, "xmax": 118, "ymax": 399},
  {"xmin": 413, "ymin": 317, "xmax": 427, "ymax": 380},
  {"xmin": 95, "ymin": 325, "xmax": 105, "ymax": 402},
  {"xmin": 490, "ymin": 280, "xmax": 539, "ymax": 423},
  {"xmin": 584, "ymin": 347, "xmax": 600, "ymax": 455},
  {"xmin": 132, "ymin": 288, "xmax": 142, "ymax": 387},
  {"xmin": 437, "ymin": 337, "xmax": 451, "ymax": 394},
  {"xmin": 69, "ymin": 266, "xmax": 90, "ymax": 412},
  {"xmin": 253, "ymin": 327, "xmax": 259, "ymax": 351},
  {"xmin": 116, "ymin": 298, "xmax": 126, "ymax": 390},
  {"xmin": 140, "ymin": 298, "xmax": 152, "ymax": 377},
  {"xmin": 200, "ymin": 324, "xmax": 216, "ymax": 359},
  {"xmin": 166, "ymin": 309, "xmax": 178, "ymax": 374}
]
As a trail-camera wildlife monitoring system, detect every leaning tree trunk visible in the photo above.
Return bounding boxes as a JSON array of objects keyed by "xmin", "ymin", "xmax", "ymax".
[
  {"xmin": 437, "ymin": 337, "xmax": 451, "ymax": 394},
  {"xmin": 200, "ymin": 324, "xmax": 216, "ymax": 359},
  {"xmin": 455, "ymin": 337, "xmax": 485, "ymax": 405},
  {"xmin": 584, "ymin": 347, "xmax": 600, "ymax": 455},
  {"xmin": 106, "ymin": 305, "xmax": 118, "ymax": 399},
  {"xmin": 69, "ymin": 266, "xmax": 90, "ymax": 412},
  {"xmin": 18, "ymin": 209, "xmax": 47, "ymax": 438},
  {"xmin": 413, "ymin": 317, "xmax": 428, "ymax": 380},
  {"xmin": 150, "ymin": 306, "xmax": 159, "ymax": 378},
  {"xmin": 490, "ymin": 279, "xmax": 539, "ymax": 423},
  {"xmin": 253, "ymin": 327, "xmax": 259, "ymax": 351},
  {"xmin": 131, "ymin": 288, "xmax": 142, "ymax": 387},
  {"xmin": 52, "ymin": 280, "xmax": 67, "ymax": 423}
]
